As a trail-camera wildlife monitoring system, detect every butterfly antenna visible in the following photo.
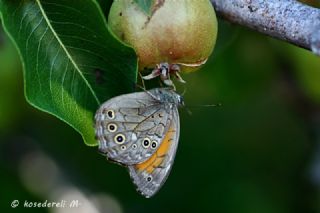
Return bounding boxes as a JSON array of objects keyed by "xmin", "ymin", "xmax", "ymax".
[
  {"xmin": 183, "ymin": 102, "xmax": 221, "ymax": 116},
  {"xmin": 186, "ymin": 103, "xmax": 222, "ymax": 108}
]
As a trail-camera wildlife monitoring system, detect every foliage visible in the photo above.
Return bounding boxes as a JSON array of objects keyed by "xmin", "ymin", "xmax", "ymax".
[{"xmin": 0, "ymin": 0, "xmax": 137, "ymax": 146}]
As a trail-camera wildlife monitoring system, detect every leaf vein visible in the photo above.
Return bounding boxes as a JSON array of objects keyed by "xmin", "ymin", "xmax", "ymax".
[
  {"xmin": 18, "ymin": 6, "xmax": 40, "ymax": 38},
  {"xmin": 57, "ymin": 34, "xmax": 109, "ymax": 52},
  {"xmin": 49, "ymin": 46, "xmax": 61, "ymax": 98},
  {"xmin": 36, "ymin": 0, "xmax": 100, "ymax": 105},
  {"xmin": 36, "ymin": 25, "xmax": 49, "ymax": 93},
  {"xmin": 61, "ymin": 60, "xmax": 69, "ymax": 110}
]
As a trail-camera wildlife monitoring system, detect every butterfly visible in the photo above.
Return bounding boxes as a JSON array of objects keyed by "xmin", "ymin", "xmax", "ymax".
[{"xmin": 95, "ymin": 88, "xmax": 184, "ymax": 198}]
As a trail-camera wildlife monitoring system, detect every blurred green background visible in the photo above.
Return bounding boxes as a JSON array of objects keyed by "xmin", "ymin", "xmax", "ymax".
[{"xmin": 1, "ymin": 1, "xmax": 320, "ymax": 213}]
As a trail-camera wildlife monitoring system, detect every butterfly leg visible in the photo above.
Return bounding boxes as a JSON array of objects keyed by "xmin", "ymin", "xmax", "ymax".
[{"xmin": 138, "ymin": 72, "xmax": 147, "ymax": 90}]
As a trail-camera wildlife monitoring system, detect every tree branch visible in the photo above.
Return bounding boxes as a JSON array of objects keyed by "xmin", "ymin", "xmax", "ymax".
[{"xmin": 211, "ymin": 0, "xmax": 320, "ymax": 55}]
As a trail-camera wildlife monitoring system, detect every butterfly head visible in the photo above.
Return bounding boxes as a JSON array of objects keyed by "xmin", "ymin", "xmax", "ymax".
[{"xmin": 152, "ymin": 88, "xmax": 184, "ymax": 107}]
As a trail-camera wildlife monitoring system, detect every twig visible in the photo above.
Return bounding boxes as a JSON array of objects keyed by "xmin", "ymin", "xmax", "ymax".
[{"xmin": 211, "ymin": 0, "xmax": 320, "ymax": 55}]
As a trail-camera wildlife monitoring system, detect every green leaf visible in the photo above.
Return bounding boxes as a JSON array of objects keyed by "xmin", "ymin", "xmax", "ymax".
[
  {"xmin": 0, "ymin": 0, "xmax": 138, "ymax": 146},
  {"xmin": 133, "ymin": 0, "xmax": 155, "ymax": 16}
]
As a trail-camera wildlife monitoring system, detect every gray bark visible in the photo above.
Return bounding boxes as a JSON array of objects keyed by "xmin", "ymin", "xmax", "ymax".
[{"xmin": 210, "ymin": 0, "xmax": 320, "ymax": 55}]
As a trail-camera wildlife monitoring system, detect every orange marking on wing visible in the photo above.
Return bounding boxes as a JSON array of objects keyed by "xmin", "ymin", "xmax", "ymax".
[
  {"xmin": 135, "ymin": 154, "xmax": 157, "ymax": 171},
  {"xmin": 135, "ymin": 125, "xmax": 176, "ymax": 174}
]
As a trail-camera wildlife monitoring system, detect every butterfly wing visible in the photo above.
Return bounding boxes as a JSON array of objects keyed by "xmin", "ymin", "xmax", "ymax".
[
  {"xmin": 95, "ymin": 91, "xmax": 173, "ymax": 165},
  {"xmin": 128, "ymin": 108, "xmax": 180, "ymax": 198}
]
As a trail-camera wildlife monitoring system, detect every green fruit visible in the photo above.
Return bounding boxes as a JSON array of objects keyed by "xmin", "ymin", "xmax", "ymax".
[{"xmin": 108, "ymin": 0, "xmax": 218, "ymax": 73}]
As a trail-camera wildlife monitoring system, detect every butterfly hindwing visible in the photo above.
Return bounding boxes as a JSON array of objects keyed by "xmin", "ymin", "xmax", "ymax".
[{"xmin": 128, "ymin": 108, "xmax": 180, "ymax": 198}]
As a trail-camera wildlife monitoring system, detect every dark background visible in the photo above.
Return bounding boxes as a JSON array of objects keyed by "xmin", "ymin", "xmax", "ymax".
[{"xmin": 1, "ymin": 1, "xmax": 320, "ymax": 212}]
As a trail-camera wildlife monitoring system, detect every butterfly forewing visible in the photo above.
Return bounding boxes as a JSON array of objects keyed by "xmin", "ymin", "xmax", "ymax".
[{"xmin": 95, "ymin": 90, "xmax": 174, "ymax": 165}]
